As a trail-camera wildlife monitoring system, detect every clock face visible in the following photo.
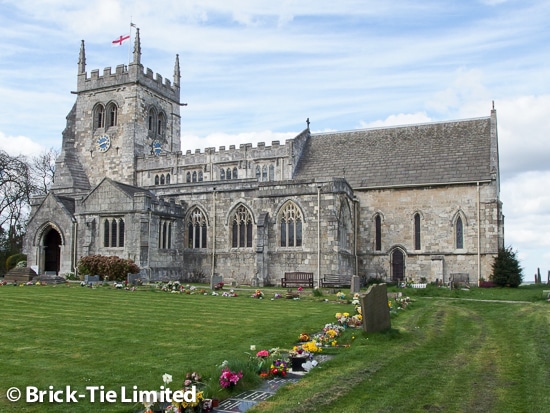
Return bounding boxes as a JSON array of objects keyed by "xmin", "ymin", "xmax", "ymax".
[
  {"xmin": 96, "ymin": 135, "xmax": 111, "ymax": 152},
  {"xmin": 152, "ymin": 140, "xmax": 162, "ymax": 156}
]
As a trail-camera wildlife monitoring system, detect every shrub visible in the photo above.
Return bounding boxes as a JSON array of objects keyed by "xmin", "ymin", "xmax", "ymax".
[
  {"xmin": 5, "ymin": 253, "xmax": 26, "ymax": 271},
  {"xmin": 491, "ymin": 247, "xmax": 523, "ymax": 288},
  {"xmin": 77, "ymin": 255, "xmax": 140, "ymax": 281}
]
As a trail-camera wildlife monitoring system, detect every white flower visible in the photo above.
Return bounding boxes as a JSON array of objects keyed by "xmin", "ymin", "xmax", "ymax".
[
  {"xmin": 250, "ymin": 345, "xmax": 256, "ymax": 351},
  {"xmin": 163, "ymin": 373, "xmax": 173, "ymax": 385}
]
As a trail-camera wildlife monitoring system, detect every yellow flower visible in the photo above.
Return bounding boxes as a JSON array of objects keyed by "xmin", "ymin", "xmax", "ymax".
[
  {"xmin": 335, "ymin": 312, "xmax": 342, "ymax": 318},
  {"xmin": 343, "ymin": 312, "xmax": 350, "ymax": 317}
]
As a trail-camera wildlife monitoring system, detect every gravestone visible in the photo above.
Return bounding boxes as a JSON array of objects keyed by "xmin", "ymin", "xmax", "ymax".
[
  {"xmin": 85, "ymin": 275, "xmax": 100, "ymax": 283},
  {"xmin": 360, "ymin": 283, "xmax": 391, "ymax": 333},
  {"xmin": 210, "ymin": 274, "xmax": 223, "ymax": 289}
]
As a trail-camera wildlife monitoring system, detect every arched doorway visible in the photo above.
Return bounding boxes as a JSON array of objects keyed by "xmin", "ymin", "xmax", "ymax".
[
  {"xmin": 391, "ymin": 249, "xmax": 405, "ymax": 282},
  {"xmin": 44, "ymin": 228, "xmax": 62, "ymax": 274}
]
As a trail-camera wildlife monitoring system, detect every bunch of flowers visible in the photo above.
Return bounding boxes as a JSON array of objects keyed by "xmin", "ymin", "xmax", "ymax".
[
  {"xmin": 149, "ymin": 372, "xmax": 206, "ymax": 413},
  {"xmin": 252, "ymin": 289, "xmax": 264, "ymax": 299},
  {"xmin": 219, "ymin": 368, "xmax": 243, "ymax": 389},
  {"xmin": 293, "ymin": 340, "xmax": 322, "ymax": 354},
  {"xmin": 298, "ymin": 332, "xmax": 310, "ymax": 342},
  {"xmin": 311, "ymin": 323, "xmax": 346, "ymax": 346},
  {"xmin": 351, "ymin": 293, "xmax": 361, "ymax": 305},
  {"xmin": 222, "ymin": 290, "xmax": 238, "ymax": 297},
  {"xmin": 270, "ymin": 359, "xmax": 289, "ymax": 377},
  {"xmin": 335, "ymin": 312, "xmax": 362, "ymax": 328},
  {"xmin": 395, "ymin": 296, "xmax": 412, "ymax": 310},
  {"xmin": 213, "ymin": 282, "xmax": 224, "ymax": 290},
  {"xmin": 256, "ymin": 349, "xmax": 270, "ymax": 358},
  {"xmin": 336, "ymin": 291, "xmax": 346, "ymax": 300},
  {"xmin": 273, "ymin": 293, "xmax": 283, "ymax": 299}
]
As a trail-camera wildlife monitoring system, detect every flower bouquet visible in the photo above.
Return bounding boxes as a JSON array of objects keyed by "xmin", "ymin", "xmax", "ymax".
[
  {"xmin": 219, "ymin": 368, "xmax": 243, "ymax": 389},
  {"xmin": 269, "ymin": 359, "xmax": 289, "ymax": 377}
]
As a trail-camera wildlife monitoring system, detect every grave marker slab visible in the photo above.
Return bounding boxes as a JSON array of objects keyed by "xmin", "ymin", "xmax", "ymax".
[{"xmin": 360, "ymin": 283, "xmax": 391, "ymax": 333}]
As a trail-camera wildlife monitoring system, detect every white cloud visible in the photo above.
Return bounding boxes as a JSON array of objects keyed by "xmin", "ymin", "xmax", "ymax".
[{"xmin": 0, "ymin": 132, "xmax": 46, "ymax": 157}]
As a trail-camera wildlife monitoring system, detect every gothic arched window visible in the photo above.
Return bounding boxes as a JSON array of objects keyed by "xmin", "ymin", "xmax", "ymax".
[
  {"xmin": 456, "ymin": 216, "xmax": 464, "ymax": 249},
  {"xmin": 157, "ymin": 112, "xmax": 165, "ymax": 136},
  {"xmin": 232, "ymin": 205, "xmax": 252, "ymax": 248},
  {"xmin": 103, "ymin": 218, "xmax": 125, "ymax": 247},
  {"xmin": 375, "ymin": 214, "xmax": 382, "ymax": 251},
  {"xmin": 107, "ymin": 102, "xmax": 117, "ymax": 127},
  {"xmin": 279, "ymin": 201, "xmax": 303, "ymax": 247},
  {"xmin": 94, "ymin": 104, "xmax": 105, "ymax": 129},
  {"xmin": 148, "ymin": 108, "xmax": 156, "ymax": 132},
  {"xmin": 186, "ymin": 172, "xmax": 191, "ymax": 183},
  {"xmin": 232, "ymin": 167, "xmax": 238, "ymax": 179},
  {"xmin": 159, "ymin": 220, "xmax": 172, "ymax": 249},
  {"xmin": 220, "ymin": 168, "xmax": 225, "ymax": 180},
  {"xmin": 187, "ymin": 208, "xmax": 207, "ymax": 249},
  {"xmin": 160, "ymin": 174, "xmax": 165, "ymax": 185},
  {"xmin": 414, "ymin": 213, "xmax": 421, "ymax": 250}
]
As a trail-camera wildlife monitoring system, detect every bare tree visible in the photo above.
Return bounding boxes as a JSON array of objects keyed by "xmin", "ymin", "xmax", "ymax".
[
  {"xmin": 30, "ymin": 147, "xmax": 58, "ymax": 195},
  {"xmin": 0, "ymin": 150, "xmax": 33, "ymax": 254}
]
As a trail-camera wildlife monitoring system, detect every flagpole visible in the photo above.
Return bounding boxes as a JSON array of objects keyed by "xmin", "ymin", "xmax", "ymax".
[{"xmin": 128, "ymin": 19, "xmax": 134, "ymax": 66}]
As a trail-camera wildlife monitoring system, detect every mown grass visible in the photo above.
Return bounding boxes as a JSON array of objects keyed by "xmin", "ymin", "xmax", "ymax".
[
  {"xmin": 1, "ymin": 283, "xmax": 550, "ymax": 413},
  {"xmin": 250, "ymin": 285, "xmax": 550, "ymax": 413}
]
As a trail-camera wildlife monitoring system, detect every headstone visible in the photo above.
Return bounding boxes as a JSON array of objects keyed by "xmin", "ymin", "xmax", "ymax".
[
  {"xmin": 350, "ymin": 275, "xmax": 361, "ymax": 294},
  {"xmin": 360, "ymin": 283, "xmax": 391, "ymax": 333},
  {"xmin": 210, "ymin": 274, "xmax": 223, "ymax": 289},
  {"xmin": 127, "ymin": 273, "xmax": 142, "ymax": 285},
  {"xmin": 85, "ymin": 275, "xmax": 100, "ymax": 283}
]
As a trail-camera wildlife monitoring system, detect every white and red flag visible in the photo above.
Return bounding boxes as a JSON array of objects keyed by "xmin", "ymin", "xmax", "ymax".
[{"xmin": 112, "ymin": 34, "xmax": 130, "ymax": 46}]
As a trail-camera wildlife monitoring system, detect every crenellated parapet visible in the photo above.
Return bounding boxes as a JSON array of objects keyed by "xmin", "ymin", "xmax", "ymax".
[
  {"xmin": 135, "ymin": 134, "xmax": 309, "ymax": 186},
  {"xmin": 77, "ymin": 63, "xmax": 179, "ymax": 103}
]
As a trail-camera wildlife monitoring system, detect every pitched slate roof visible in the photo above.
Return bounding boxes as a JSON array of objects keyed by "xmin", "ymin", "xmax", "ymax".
[{"xmin": 293, "ymin": 116, "xmax": 493, "ymax": 188}]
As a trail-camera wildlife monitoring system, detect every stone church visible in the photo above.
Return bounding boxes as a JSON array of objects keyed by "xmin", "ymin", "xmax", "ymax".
[{"xmin": 24, "ymin": 31, "xmax": 504, "ymax": 286}]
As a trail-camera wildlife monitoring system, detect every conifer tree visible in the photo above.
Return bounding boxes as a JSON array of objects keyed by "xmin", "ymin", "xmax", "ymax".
[{"xmin": 491, "ymin": 247, "xmax": 523, "ymax": 287}]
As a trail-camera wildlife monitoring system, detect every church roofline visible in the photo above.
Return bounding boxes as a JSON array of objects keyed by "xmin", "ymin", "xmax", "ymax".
[{"xmin": 310, "ymin": 115, "xmax": 491, "ymax": 137}]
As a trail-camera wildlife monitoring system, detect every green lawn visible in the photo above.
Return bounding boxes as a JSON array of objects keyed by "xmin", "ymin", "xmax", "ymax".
[{"xmin": 1, "ymin": 283, "xmax": 549, "ymax": 413}]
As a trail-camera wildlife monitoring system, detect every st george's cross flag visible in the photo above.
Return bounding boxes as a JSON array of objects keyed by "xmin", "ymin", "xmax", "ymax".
[{"xmin": 112, "ymin": 34, "xmax": 130, "ymax": 46}]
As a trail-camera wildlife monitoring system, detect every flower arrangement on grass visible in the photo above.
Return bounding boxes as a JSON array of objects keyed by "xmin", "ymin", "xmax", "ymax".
[
  {"xmin": 335, "ymin": 312, "xmax": 362, "ymax": 328},
  {"xmin": 298, "ymin": 332, "xmax": 310, "ymax": 342},
  {"xmin": 213, "ymin": 282, "xmax": 224, "ymax": 290},
  {"xmin": 336, "ymin": 291, "xmax": 346, "ymax": 300},
  {"xmin": 252, "ymin": 289, "xmax": 264, "ymax": 299},
  {"xmin": 270, "ymin": 359, "xmax": 289, "ymax": 377},
  {"xmin": 145, "ymin": 372, "xmax": 207, "ymax": 413},
  {"xmin": 291, "ymin": 340, "xmax": 322, "ymax": 356},
  {"xmin": 394, "ymin": 296, "xmax": 412, "ymax": 310},
  {"xmin": 219, "ymin": 368, "xmax": 243, "ymax": 389}
]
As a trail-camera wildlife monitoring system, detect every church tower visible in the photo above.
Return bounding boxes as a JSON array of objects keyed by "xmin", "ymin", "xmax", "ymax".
[{"xmin": 52, "ymin": 30, "xmax": 181, "ymax": 193}]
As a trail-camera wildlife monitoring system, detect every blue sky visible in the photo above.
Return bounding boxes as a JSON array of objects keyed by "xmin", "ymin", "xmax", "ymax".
[{"xmin": 1, "ymin": 0, "xmax": 549, "ymax": 280}]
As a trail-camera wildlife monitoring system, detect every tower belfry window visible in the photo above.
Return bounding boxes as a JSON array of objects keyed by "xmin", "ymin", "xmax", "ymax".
[
  {"xmin": 107, "ymin": 103, "xmax": 117, "ymax": 127},
  {"xmin": 95, "ymin": 105, "xmax": 105, "ymax": 129}
]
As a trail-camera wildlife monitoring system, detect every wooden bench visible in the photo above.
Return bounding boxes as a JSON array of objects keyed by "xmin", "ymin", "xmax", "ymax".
[
  {"xmin": 321, "ymin": 274, "xmax": 352, "ymax": 288},
  {"xmin": 281, "ymin": 272, "xmax": 314, "ymax": 288}
]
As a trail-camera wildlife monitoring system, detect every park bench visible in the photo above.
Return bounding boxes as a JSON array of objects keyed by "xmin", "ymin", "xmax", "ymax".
[
  {"xmin": 321, "ymin": 274, "xmax": 352, "ymax": 288},
  {"xmin": 281, "ymin": 272, "xmax": 314, "ymax": 288}
]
